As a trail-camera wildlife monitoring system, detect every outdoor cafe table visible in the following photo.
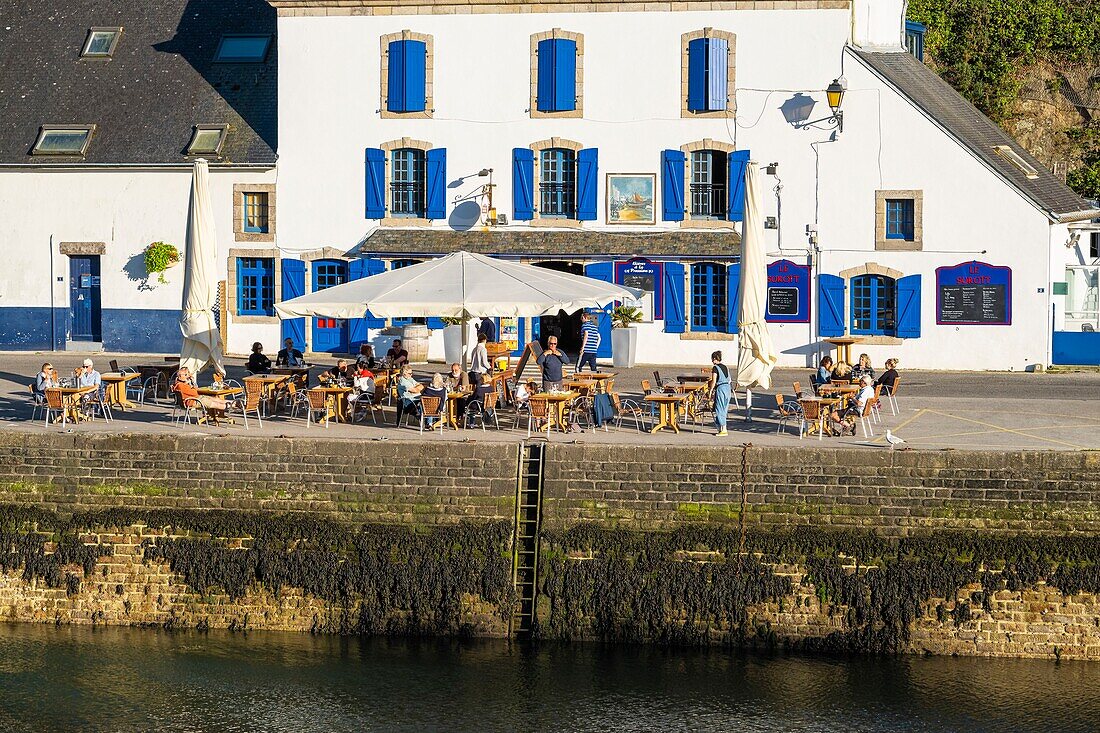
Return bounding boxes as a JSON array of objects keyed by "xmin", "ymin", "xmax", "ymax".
[
  {"xmin": 445, "ymin": 390, "xmax": 472, "ymax": 429},
  {"xmin": 644, "ymin": 394, "xmax": 688, "ymax": 434},
  {"xmin": 823, "ymin": 336, "xmax": 864, "ymax": 366},
  {"xmin": 528, "ymin": 391, "xmax": 578, "ymax": 433},
  {"xmin": 192, "ymin": 385, "xmax": 244, "ymax": 426},
  {"xmin": 55, "ymin": 386, "xmax": 95, "ymax": 422},
  {"xmin": 676, "ymin": 374, "xmax": 711, "ymax": 384},
  {"xmin": 665, "ymin": 382, "xmax": 708, "ymax": 420},
  {"xmin": 100, "ymin": 372, "xmax": 141, "ymax": 410},
  {"xmin": 311, "ymin": 386, "xmax": 353, "ymax": 422}
]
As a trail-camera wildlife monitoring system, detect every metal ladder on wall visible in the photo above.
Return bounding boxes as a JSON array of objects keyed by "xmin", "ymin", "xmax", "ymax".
[{"xmin": 511, "ymin": 440, "xmax": 546, "ymax": 636}]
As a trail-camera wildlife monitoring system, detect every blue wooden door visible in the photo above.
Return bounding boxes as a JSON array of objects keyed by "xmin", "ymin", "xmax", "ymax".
[
  {"xmin": 69, "ymin": 256, "xmax": 102, "ymax": 341},
  {"xmin": 312, "ymin": 260, "xmax": 348, "ymax": 353}
]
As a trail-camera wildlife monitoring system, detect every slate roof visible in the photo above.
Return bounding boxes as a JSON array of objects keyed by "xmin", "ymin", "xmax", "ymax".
[
  {"xmin": 355, "ymin": 229, "xmax": 741, "ymax": 258},
  {"xmin": 853, "ymin": 50, "xmax": 1099, "ymax": 223},
  {"xmin": 0, "ymin": 0, "xmax": 277, "ymax": 166}
]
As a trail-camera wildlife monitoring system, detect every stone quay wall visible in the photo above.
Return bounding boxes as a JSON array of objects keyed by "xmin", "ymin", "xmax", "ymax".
[{"xmin": 0, "ymin": 432, "xmax": 1097, "ymax": 660}]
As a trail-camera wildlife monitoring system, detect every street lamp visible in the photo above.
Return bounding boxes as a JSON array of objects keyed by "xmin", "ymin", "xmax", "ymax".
[{"xmin": 825, "ymin": 77, "xmax": 846, "ymax": 132}]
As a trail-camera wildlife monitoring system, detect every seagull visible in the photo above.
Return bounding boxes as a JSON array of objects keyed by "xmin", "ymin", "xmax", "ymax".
[{"xmin": 885, "ymin": 430, "xmax": 908, "ymax": 450}]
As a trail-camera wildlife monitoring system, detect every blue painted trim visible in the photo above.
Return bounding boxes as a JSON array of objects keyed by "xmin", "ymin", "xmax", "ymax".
[
  {"xmin": 103, "ymin": 309, "xmax": 182, "ymax": 353},
  {"xmin": 1053, "ymin": 331, "xmax": 1100, "ymax": 365}
]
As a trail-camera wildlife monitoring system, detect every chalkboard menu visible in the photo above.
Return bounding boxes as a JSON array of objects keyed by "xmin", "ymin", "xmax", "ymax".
[
  {"xmin": 765, "ymin": 259, "xmax": 811, "ymax": 323},
  {"xmin": 935, "ymin": 261, "xmax": 1012, "ymax": 326}
]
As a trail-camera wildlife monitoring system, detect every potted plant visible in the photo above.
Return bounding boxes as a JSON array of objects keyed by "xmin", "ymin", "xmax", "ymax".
[
  {"xmin": 441, "ymin": 316, "xmax": 466, "ymax": 365},
  {"xmin": 144, "ymin": 241, "xmax": 180, "ymax": 283},
  {"xmin": 611, "ymin": 305, "xmax": 643, "ymax": 368}
]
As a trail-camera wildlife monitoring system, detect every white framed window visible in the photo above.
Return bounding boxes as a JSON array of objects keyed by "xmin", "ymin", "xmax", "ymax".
[
  {"xmin": 32, "ymin": 126, "xmax": 95, "ymax": 156},
  {"xmin": 82, "ymin": 28, "xmax": 122, "ymax": 58}
]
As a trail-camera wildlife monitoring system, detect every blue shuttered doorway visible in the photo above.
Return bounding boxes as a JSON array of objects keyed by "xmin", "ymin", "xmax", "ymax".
[{"xmin": 69, "ymin": 255, "xmax": 102, "ymax": 342}]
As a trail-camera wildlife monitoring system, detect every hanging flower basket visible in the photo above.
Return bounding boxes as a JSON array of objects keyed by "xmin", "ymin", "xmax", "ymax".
[{"xmin": 144, "ymin": 241, "xmax": 180, "ymax": 283}]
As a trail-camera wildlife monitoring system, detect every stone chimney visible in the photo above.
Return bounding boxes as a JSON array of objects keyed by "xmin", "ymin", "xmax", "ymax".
[{"xmin": 851, "ymin": 0, "xmax": 907, "ymax": 50}]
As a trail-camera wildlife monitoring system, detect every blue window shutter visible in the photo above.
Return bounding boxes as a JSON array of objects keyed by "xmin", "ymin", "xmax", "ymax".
[
  {"xmin": 280, "ymin": 259, "xmax": 306, "ymax": 347},
  {"xmin": 553, "ymin": 39, "xmax": 577, "ymax": 111},
  {"xmin": 707, "ymin": 37, "xmax": 728, "ymax": 111},
  {"xmin": 404, "ymin": 40, "xmax": 427, "ymax": 112},
  {"xmin": 387, "ymin": 41, "xmax": 406, "ymax": 112},
  {"xmin": 895, "ymin": 274, "xmax": 922, "ymax": 338},
  {"xmin": 726, "ymin": 263, "xmax": 741, "ymax": 334},
  {"xmin": 426, "ymin": 148, "xmax": 447, "ymax": 219},
  {"xmin": 727, "ymin": 149, "xmax": 750, "ymax": 222},
  {"xmin": 365, "ymin": 148, "xmax": 386, "ymax": 219},
  {"xmin": 362, "ymin": 258, "xmax": 387, "ymax": 328},
  {"xmin": 585, "ymin": 262, "xmax": 614, "ymax": 358},
  {"xmin": 536, "ymin": 39, "xmax": 555, "ymax": 111},
  {"xmin": 576, "ymin": 148, "xmax": 598, "ymax": 221},
  {"xmin": 818, "ymin": 273, "xmax": 845, "ymax": 338},
  {"xmin": 661, "ymin": 150, "xmax": 685, "ymax": 222},
  {"xmin": 663, "ymin": 262, "xmax": 686, "ymax": 334},
  {"xmin": 512, "ymin": 148, "xmax": 535, "ymax": 221},
  {"xmin": 427, "ymin": 316, "xmax": 445, "ymax": 330},
  {"xmin": 347, "ymin": 258, "xmax": 372, "ymax": 350},
  {"xmin": 687, "ymin": 38, "xmax": 707, "ymax": 112}
]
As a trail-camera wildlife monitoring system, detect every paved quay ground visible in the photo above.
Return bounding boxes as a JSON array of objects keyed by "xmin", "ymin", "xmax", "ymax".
[{"xmin": 2, "ymin": 351, "xmax": 1098, "ymax": 451}]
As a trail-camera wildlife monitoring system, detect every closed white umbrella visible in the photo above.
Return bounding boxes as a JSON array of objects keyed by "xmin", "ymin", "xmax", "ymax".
[
  {"xmin": 735, "ymin": 161, "xmax": 778, "ymax": 416},
  {"xmin": 275, "ymin": 250, "xmax": 641, "ymax": 369},
  {"xmin": 275, "ymin": 250, "xmax": 641, "ymax": 321},
  {"xmin": 178, "ymin": 159, "xmax": 225, "ymax": 378}
]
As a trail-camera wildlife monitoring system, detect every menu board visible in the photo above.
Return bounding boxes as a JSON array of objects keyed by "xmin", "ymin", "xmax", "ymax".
[
  {"xmin": 765, "ymin": 259, "xmax": 811, "ymax": 323},
  {"xmin": 936, "ymin": 261, "xmax": 1012, "ymax": 325},
  {"xmin": 615, "ymin": 258, "xmax": 664, "ymax": 320}
]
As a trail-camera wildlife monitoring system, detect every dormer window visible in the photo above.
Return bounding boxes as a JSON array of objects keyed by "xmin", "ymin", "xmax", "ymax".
[
  {"xmin": 82, "ymin": 28, "xmax": 122, "ymax": 58},
  {"xmin": 214, "ymin": 35, "xmax": 271, "ymax": 63},
  {"xmin": 993, "ymin": 145, "xmax": 1039, "ymax": 179},
  {"xmin": 32, "ymin": 126, "xmax": 95, "ymax": 156},
  {"xmin": 187, "ymin": 125, "xmax": 227, "ymax": 155}
]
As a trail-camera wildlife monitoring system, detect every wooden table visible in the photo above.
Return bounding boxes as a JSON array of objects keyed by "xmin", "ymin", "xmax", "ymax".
[
  {"xmin": 100, "ymin": 372, "xmax": 141, "ymax": 410},
  {"xmin": 197, "ymin": 385, "xmax": 243, "ymax": 398},
  {"xmin": 445, "ymin": 390, "xmax": 472, "ymax": 429},
  {"xmin": 677, "ymin": 374, "xmax": 711, "ymax": 384},
  {"xmin": 311, "ymin": 386, "xmax": 353, "ymax": 422},
  {"xmin": 800, "ymin": 397, "xmax": 842, "ymax": 436},
  {"xmin": 528, "ymin": 391, "xmax": 578, "ymax": 433},
  {"xmin": 644, "ymin": 394, "xmax": 688, "ymax": 434},
  {"xmin": 55, "ymin": 386, "xmax": 95, "ymax": 422},
  {"xmin": 272, "ymin": 366, "xmax": 311, "ymax": 390},
  {"xmin": 665, "ymin": 382, "xmax": 708, "ymax": 420},
  {"xmin": 824, "ymin": 337, "xmax": 864, "ymax": 366}
]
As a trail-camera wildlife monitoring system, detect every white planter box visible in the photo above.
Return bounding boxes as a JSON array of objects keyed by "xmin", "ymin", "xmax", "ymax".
[
  {"xmin": 612, "ymin": 327, "xmax": 638, "ymax": 368},
  {"xmin": 443, "ymin": 324, "xmax": 465, "ymax": 365}
]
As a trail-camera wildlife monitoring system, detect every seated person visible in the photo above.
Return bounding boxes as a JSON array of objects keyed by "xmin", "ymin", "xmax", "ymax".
[
  {"xmin": 423, "ymin": 373, "xmax": 448, "ymax": 402},
  {"xmin": 386, "ymin": 339, "xmax": 409, "ymax": 368},
  {"xmin": 875, "ymin": 358, "xmax": 900, "ymax": 394},
  {"xmin": 33, "ymin": 362, "xmax": 57, "ymax": 401},
  {"xmin": 77, "ymin": 359, "xmax": 103, "ymax": 404},
  {"xmin": 320, "ymin": 359, "xmax": 354, "ymax": 384},
  {"xmin": 830, "ymin": 361, "xmax": 853, "ymax": 381},
  {"xmin": 446, "ymin": 362, "xmax": 470, "ymax": 390},
  {"xmin": 851, "ymin": 353, "xmax": 876, "ymax": 381},
  {"xmin": 816, "ymin": 356, "xmax": 833, "ymax": 387},
  {"xmin": 173, "ymin": 367, "xmax": 229, "ymax": 419},
  {"xmin": 396, "ymin": 365, "xmax": 423, "ymax": 416},
  {"xmin": 458, "ymin": 371, "xmax": 494, "ymax": 416},
  {"xmin": 830, "ymin": 376, "xmax": 875, "ymax": 432},
  {"xmin": 247, "ymin": 342, "xmax": 272, "ymax": 374},
  {"xmin": 276, "ymin": 338, "xmax": 305, "ymax": 367},
  {"xmin": 356, "ymin": 343, "xmax": 377, "ymax": 370}
]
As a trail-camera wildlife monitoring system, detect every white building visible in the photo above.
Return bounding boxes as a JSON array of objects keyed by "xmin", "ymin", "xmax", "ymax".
[
  {"xmin": 3, "ymin": 0, "xmax": 1098, "ymax": 369},
  {"xmin": 0, "ymin": 0, "xmax": 278, "ymax": 353}
]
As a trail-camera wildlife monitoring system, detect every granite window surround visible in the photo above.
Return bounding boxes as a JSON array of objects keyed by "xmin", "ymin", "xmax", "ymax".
[{"xmin": 233, "ymin": 183, "xmax": 276, "ymax": 243}]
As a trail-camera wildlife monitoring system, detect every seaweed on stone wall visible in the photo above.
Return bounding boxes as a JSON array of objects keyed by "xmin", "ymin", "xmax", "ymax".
[{"xmin": 0, "ymin": 526, "xmax": 112, "ymax": 590}]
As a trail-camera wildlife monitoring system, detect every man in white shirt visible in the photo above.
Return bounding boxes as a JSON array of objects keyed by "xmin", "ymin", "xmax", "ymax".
[{"xmin": 469, "ymin": 332, "xmax": 491, "ymax": 377}]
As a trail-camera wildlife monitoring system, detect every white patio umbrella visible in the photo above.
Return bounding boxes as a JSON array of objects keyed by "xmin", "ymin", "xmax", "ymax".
[
  {"xmin": 178, "ymin": 159, "xmax": 225, "ymax": 378},
  {"xmin": 735, "ymin": 160, "xmax": 778, "ymax": 417},
  {"xmin": 274, "ymin": 250, "xmax": 642, "ymax": 365}
]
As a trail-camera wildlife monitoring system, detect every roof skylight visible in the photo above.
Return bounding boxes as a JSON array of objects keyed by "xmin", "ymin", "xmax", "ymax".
[
  {"xmin": 214, "ymin": 35, "xmax": 271, "ymax": 63},
  {"xmin": 32, "ymin": 126, "xmax": 95, "ymax": 156},
  {"xmin": 187, "ymin": 125, "xmax": 228, "ymax": 155},
  {"xmin": 993, "ymin": 145, "xmax": 1040, "ymax": 179},
  {"xmin": 82, "ymin": 28, "xmax": 122, "ymax": 58}
]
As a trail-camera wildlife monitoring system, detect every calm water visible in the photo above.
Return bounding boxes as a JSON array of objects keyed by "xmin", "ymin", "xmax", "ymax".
[{"xmin": 0, "ymin": 623, "xmax": 1096, "ymax": 732}]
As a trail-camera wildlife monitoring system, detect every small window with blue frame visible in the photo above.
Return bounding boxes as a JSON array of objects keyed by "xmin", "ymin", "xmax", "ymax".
[
  {"xmin": 237, "ymin": 257, "xmax": 275, "ymax": 316},
  {"xmin": 885, "ymin": 199, "xmax": 915, "ymax": 241}
]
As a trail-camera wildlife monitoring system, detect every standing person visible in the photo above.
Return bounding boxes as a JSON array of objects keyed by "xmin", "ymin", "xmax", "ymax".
[
  {"xmin": 247, "ymin": 342, "xmax": 272, "ymax": 374},
  {"xmin": 277, "ymin": 338, "xmax": 304, "ymax": 367},
  {"xmin": 386, "ymin": 339, "xmax": 409, "ymax": 367},
  {"xmin": 578, "ymin": 313, "xmax": 600, "ymax": 373},
  {"xmin": 477, "ymin": 317, "xmax": 497, "ymax": 344},
  {"xmin": 708, "ymin": 350, "xmax": 732, "ymax": 437},
  {"xmin": 469, "ymin": 333, "xmax": 491, "ymax": 378},
  {"xmin": 536, "ymin": 336, "xmax": 571, "ymax": 392}
]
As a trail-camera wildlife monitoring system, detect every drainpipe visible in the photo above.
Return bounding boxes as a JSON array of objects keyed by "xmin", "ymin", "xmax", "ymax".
[{"xmin": 49, "ymin": 235, "xmax": 56, "ymax": 351}]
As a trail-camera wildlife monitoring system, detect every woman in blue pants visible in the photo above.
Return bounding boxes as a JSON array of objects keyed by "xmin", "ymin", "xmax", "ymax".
[{"xmin": 709, "ymin": 350, "xmax": 732, "ymax": 436}]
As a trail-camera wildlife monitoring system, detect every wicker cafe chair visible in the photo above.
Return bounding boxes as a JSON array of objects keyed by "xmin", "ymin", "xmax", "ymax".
[
  {"xmin": 526, "ymin": 398, "xmax": 552, "ymax": 437},
  {"xmin": 856, "ymin": 397, "xmax": 876, "ymax": 439},
  {"xmin": 465, "ymin": 391, "xmax": 501, "ymax": 431},
  {"xmin": 797, "ymin": 399, "xmax": 824, "ymax": 441},
  {"xmin": 870, "ymin": 384, "xmax": 884, "ymax": 424},
  {"xmin": 567, "ymin": 394, "xmax": 594, "ymax": 432},
  {"xmin": 610, "ymin": 392, "xmax": 647, "ymax": 432},
  {"xmin": 305, "ymin": 389, "xmax": 331, "ymax": 428},
  {"xmin": 774, "ymin": 393, "xmax": 804, "ymax": 436},
  {"xmin": 240, "ymin": 379, "xmax": 264, "ymax": 429},
  {"xmin": 28, "ymin": 384, "xmax": 46, "ymax": 422},
  {"xmin": 419, "ymin": 395, "xmax": 445, "ymax": 434},
  {"xmin": 792, "ymin": 381, "xmax": 803, "ymax": 399},
  {"xmin": 43, "ymin": 388, "xmax": 67, "ymax": 426},
  {"xmin": 885, "ymin": 376, "xmax": 901, "ymax": 416},
  {"xmin": 84, "ymin": 388, "xmax": 113, "ymax": 423}
]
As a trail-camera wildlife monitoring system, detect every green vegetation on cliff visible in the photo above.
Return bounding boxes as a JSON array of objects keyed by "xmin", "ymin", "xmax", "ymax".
[{"xmin": 908, "ymin": 0, "xmax": 1100, "ymax": 198}]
